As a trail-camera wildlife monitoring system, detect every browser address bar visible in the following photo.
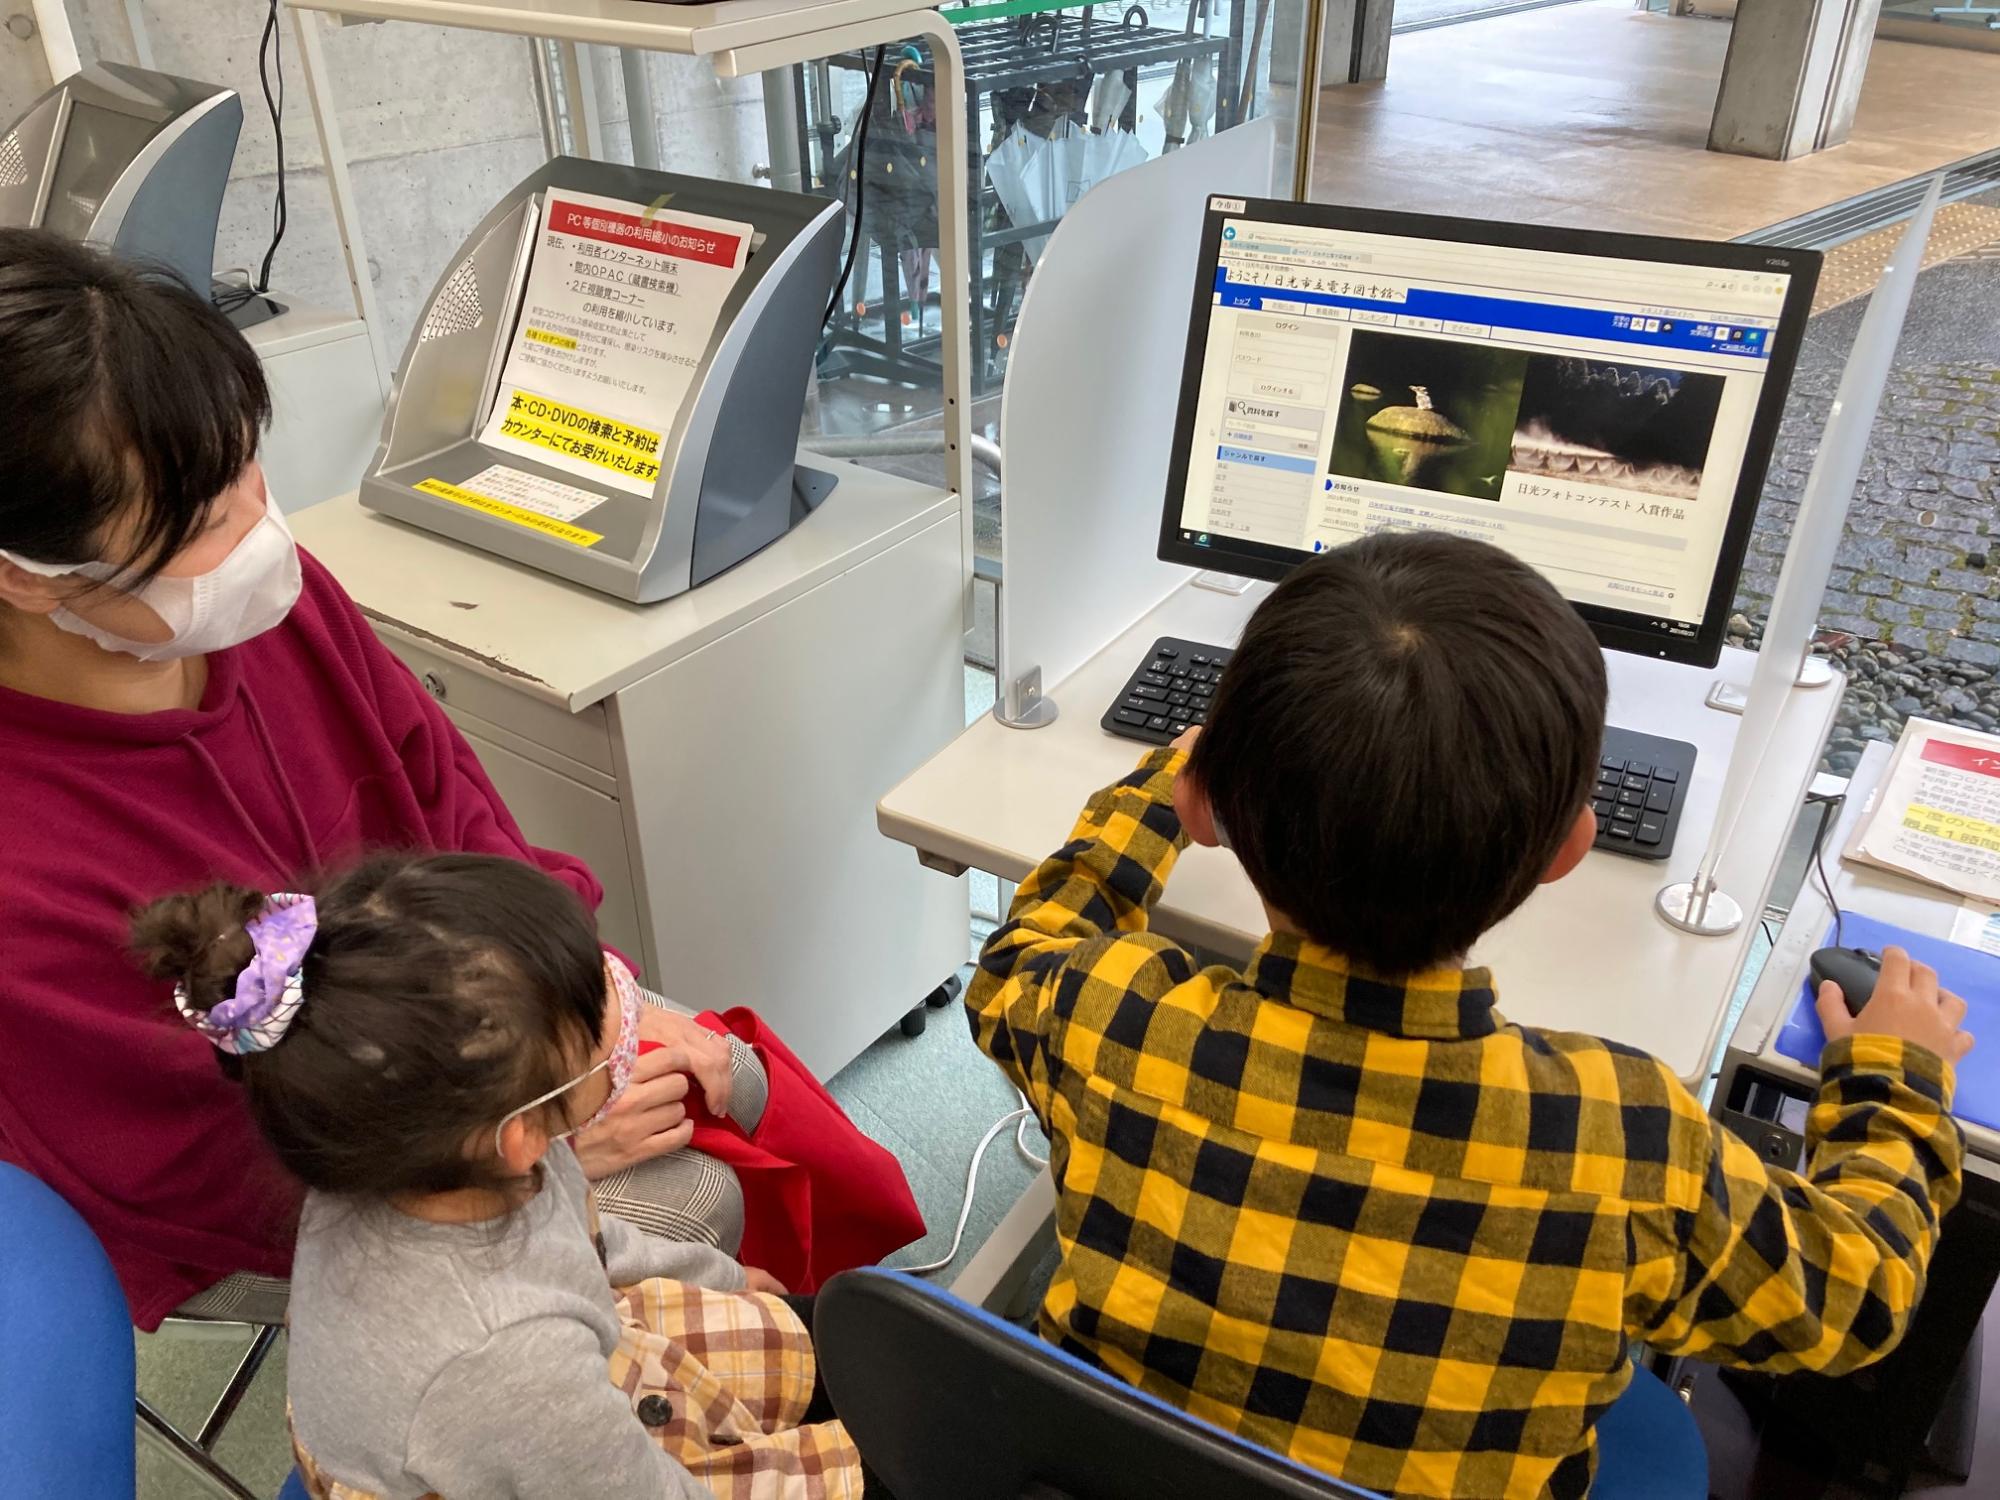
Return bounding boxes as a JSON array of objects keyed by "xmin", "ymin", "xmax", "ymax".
[
  {"xmin": 1223, "ymin": 245, "xmax": 1779, "ymax": 319},
  {"xmin": 1229, "ymin": 242, "xmax": 1739, "ymax": 295}
]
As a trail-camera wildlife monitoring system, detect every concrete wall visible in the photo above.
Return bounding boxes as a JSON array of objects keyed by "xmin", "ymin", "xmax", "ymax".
[
  {"xmin": 3, "ymin": 3, "xmax": 767, "ymax": 357},
  {"xmin": 1, "ymin": 11, "xmax": 55, "ymax": 119},
  {"xmin": 591, "ymin": 45, "xmax": 771, "ymax": 185}
]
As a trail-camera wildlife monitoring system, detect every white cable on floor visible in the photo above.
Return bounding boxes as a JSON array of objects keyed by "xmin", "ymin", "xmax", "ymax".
[
  {"xmin": 1014, "ymin": 1089, "xmax": 1049, "ymax": 1169},
  {"xmin": 904, "ymin": 1093, "xmax": 1050, "ymax": 1275}
]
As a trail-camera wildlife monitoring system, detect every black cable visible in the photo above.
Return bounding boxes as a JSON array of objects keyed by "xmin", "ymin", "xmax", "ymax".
[
  {"xmin": 823, "ymin": 47, "xmax": 888, "ymax": 331},
  {"xmin": 255, "ymin": 0, "xmax": 288, "ymax": 292},
  {"xmin": 1806, "ymin": 792, "xmax": 1847, "ymax": 948}
]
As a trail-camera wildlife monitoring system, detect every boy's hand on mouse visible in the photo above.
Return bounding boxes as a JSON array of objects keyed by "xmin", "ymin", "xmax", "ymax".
[
  {"xmin": 636, "ymin": 1007, "xmax": 735, "ymax": 1118},
  {"xmin": 572, "ymin": 1051, "xmax": 694, "ymax": 1177},
  {"xmin": 1817, "ymin": 945, "xmax": 1974, "ymax": 1065},
  {"xmin": 742, "ymin": 1267, "xmax": 787, "ymax": 1295}
]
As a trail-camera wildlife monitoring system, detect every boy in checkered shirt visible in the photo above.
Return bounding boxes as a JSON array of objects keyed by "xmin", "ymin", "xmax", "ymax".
[{"xmin": 967, "ymin": 530, "xmax": 1970, "ymax": 1500}]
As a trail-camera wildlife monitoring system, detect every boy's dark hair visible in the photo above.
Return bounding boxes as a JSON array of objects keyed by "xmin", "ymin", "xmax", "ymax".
[
  {"xmin": 1187, "ymin": 532, "xmax": 1607, "ymax": 975},
  {"xmin": 132, "ymin": 854, "xmax": 606, "ymax": 1200},
  {"xmin": 0, "ymin": 229, "xmax": 269, "ymax": 583}
]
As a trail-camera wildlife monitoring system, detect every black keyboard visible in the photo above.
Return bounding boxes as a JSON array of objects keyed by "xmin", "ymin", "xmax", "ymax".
[
  {"xmin": 1098, "ymin": 637, "xmax": 1233, "ymax": 744},
  {"xmin": 1101, "ymin": 638, "xmax": 1696, "ymax": 861},
  {"xmin": 1592, "ymin": 726, "xmax": 1695, "ymax": 861}
]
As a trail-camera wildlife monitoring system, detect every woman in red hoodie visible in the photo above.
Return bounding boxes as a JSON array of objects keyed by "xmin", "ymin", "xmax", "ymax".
[{"xmin": 0, "ymin": 231, "xmax": 916, "ymax": 1330}]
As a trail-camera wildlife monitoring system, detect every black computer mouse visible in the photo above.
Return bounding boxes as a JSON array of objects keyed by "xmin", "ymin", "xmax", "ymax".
[{"xmin": 1810, "ymin": 946, "xmax": 1882, "ymax": 1016}]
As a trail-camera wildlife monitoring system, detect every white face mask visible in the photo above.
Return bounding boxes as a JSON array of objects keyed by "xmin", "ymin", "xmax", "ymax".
[{"xmin": 0, "ymin": 490, "xmax": 302, "ymax": 662}]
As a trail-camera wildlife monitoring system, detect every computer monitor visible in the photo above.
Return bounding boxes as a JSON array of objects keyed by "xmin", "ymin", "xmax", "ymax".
[
  {"xmin": 0, "ymin": 63, "xmax": 240, "ymax": 299},
  {"xmin": 1158, "ymin": 198, "xmax": 1822, "ymax": 669}
]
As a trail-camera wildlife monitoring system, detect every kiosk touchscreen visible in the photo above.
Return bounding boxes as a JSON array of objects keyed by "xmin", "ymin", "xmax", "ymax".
[
  {"xmin": 0, "ymin": 62, "xmax": 240, "ymax": 297},
  {"xmin": 364, "ymin": 159, "xmax": 845, "ymax": 604},
  {"xmin": 1102, "ymin": 196, "xmax": 1821, "ymax": 859}
]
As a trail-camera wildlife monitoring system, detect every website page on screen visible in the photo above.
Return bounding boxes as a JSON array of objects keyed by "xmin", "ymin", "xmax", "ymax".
[{"xmin": 1176, "ymin": 213, "xmax": 1793, "ymax": 641}]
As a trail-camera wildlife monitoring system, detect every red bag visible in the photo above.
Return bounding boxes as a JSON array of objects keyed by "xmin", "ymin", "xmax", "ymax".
[{"xmin": 638, "ymin": 1009, "xmax": 924, "ymax": 1293}]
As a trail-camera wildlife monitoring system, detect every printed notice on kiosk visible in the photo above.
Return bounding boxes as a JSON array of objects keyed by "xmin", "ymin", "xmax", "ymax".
[{"xmin": 480, "ymin": 188, "xmax": 752, "ymax": 497}]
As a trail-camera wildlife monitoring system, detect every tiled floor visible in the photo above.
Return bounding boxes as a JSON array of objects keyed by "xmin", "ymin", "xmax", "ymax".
[{"xmin": 1312, "ymin": 1, "xmax": 2000, "ymax": 239}]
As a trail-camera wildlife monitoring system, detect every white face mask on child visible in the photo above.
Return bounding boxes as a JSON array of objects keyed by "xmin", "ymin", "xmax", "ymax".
[
  {"xmin": 0, "ymin": 489, "xmax": 302, "ymax": 662},
  {"xmin": 491, "ymin": 960, "xmax": 644, "ymax": 1162}
]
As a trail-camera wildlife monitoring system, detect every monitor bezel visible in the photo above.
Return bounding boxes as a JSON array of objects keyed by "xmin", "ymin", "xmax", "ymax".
[{"xmin": 1155, "ymin": 196, "xmax": 1823, "ymax": 670}]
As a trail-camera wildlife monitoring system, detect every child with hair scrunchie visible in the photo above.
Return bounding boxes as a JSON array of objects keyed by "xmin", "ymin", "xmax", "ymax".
[{"xmin": 135, "ymin": 852, "xmax": 880, "ymax": 1500}]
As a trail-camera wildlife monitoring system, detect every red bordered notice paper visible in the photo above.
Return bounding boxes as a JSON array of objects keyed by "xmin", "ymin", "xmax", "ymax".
[
  {"xmin": 1845, "ymin": 717, "xmax": 2000, "ymax": 904},
  {"xmin": 479, "ymin": 188, "xmax": 753, "ymax": 497}
]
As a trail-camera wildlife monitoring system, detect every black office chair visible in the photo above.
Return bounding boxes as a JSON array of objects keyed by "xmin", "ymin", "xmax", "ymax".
[{"xmin": 814, "ymin": 1268, "xmax": 1385, "ymax": 1500}]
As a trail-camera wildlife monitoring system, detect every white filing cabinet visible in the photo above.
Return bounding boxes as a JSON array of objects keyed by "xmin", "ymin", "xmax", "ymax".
[{"xmin": 292, "ymin": 460, "xmax": 970, "ymax": 1079}]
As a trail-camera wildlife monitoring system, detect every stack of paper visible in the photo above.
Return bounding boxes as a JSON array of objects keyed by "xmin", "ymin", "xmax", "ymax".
[{"xmin": 1844, "ymin": 717, "xmax": 2000, "ymax": 905}]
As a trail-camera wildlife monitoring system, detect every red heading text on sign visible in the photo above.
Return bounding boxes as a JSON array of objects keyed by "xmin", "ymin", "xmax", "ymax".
[{"xmin": 548, "ymin": 200, "xmax": 741, "ymax": 268}]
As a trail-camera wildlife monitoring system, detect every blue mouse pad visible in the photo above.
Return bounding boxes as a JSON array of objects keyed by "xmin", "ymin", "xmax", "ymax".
[{"xmin": 1775, "ymin": 911, "xmax": 2000, "ymax": 1131}]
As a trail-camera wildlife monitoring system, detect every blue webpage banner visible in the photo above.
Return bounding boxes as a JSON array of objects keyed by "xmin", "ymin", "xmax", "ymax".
[{"xmin": 1214, "ymin": 267, "xmax": 1771, "ymax": 362}]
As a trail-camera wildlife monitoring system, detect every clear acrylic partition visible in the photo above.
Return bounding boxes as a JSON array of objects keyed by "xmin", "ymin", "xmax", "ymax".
[{"xmin": 995, "ymin": 117, "xmax": 1278, "ymax": 719}]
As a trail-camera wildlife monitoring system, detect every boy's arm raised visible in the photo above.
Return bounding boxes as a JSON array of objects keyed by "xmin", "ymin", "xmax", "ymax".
[
  {"xmin": 1628, "ymin": 951, "xmax": 1968, "ymax": 1376},
  {"xmin": 964, "ymin": 748, "xmax": 1192, "ymax": 1108}
]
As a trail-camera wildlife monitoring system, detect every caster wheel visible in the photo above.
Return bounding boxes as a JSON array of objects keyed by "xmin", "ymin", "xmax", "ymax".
[
  {"xmin": 899, "ymin": 1006, "xmax": 928, "ymax": 1038},
  {"xmin": 924, "ymin": 973, "xmax": 964, "ymax": 1010}
]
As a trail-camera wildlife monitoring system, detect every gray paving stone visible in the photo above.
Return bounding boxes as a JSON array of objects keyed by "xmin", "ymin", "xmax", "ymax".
[
  {"xmin": 1902, "ymin": 585, "xmax": 1965, "ymax": 610},
  {"xmin": 1947, "ymin": 638, "xmax": 2000, "ymax": 669}
]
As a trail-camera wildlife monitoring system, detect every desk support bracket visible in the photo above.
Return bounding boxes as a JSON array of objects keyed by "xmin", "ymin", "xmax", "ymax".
[
  {"xmin": 1656, "ymin": 872, "xmax": 1746, "ymax": 936},
  {"xmin": 996, "ymin": 665, "xmax": 1059, "ymax": 730}
]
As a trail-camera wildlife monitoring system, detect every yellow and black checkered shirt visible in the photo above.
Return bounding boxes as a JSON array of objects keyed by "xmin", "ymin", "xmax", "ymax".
[{"xmin": 967, "ymin": 749, "xmax": 1965, "ymax": 1500}]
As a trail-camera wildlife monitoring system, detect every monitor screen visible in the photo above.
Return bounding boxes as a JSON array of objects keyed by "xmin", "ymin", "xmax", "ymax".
[
  {"xmin": 1158, "ymin": 198, "xmax": 1821, "ymax": 668},
  {"xmin": 41, "ymin": 101, "xmax": 161, "ymax": 240}
]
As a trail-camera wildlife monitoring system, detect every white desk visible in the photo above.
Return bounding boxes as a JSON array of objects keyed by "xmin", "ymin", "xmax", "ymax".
[{"xmin": 883, "ymin": 575, "xmax": 1846, "ymax": 1087}]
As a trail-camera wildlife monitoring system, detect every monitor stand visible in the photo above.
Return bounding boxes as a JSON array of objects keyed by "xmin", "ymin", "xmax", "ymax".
[{"xmin": 1190, "ymin": 570, "xmax": 1254, "ymax": 596}]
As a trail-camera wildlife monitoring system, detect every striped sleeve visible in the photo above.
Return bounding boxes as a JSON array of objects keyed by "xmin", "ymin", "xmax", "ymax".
[
  {"xmin": 964, "ymin": 749, "xmax": 1190, "ymax": 1110},
  {"xmin": 1626, "ymin": 1036, "xmax": 1964, "ymax": 1376}
]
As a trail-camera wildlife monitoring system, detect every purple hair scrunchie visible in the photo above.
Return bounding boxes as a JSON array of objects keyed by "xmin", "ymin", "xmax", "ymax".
[{"xmin": 174, "ymin": 892, "xmax": 318, "ymax": 1055}]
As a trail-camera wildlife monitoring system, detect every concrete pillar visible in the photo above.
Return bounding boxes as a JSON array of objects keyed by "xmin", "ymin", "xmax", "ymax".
[
  {"xmin": 1323, "ymin": 0, "xmax": 1396, "ymax": 86},
  {"xmin": 1272, "ymin": 0, "xmax": 1395, "ymax": 90},
  {"xmin": 1709, "ymin": 0, "xmax": 1885, "ymax": 161}
]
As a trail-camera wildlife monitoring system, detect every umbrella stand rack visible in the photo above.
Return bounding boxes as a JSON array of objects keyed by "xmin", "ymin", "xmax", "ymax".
[{"xmin": 805, "ymin": 5, "xmax": 1239, "ymax": 397}]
